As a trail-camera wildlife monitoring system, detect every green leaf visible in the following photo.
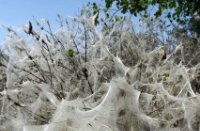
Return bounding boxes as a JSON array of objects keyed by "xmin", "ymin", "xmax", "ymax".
[
  {"xmin": 166, "ymin": 13, "xmax": 171, "ymax": 18},
  {"xmin": 66, "ymin": 49, "xmax": 74, "ymax": 57},
  {"xmin": 114, "ymin": 16, "xmax": 120, "ymax": 22},
  {"xmin": 155, "ymin": 7, "xmax": 162, "ymax": 17}
]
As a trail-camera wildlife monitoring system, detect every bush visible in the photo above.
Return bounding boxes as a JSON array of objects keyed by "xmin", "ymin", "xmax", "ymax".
[{"xmin": 0, "ymin": 14, "xmax": 200, "ymax": 131}]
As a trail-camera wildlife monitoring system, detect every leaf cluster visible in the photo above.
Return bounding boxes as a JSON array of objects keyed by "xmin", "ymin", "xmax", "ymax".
[{"xmin": 93, "ymin": 0, "xmax": 200, "ymax": 25}]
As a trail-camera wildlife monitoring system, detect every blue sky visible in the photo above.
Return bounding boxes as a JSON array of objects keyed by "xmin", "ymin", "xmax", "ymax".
[
  {"xmin": 0, "ymin": 0, "xmax": 94, "ymax": 43},
  {"xmin": 0, "ymin": 0, "xmax": 169, "ymax": 44}
]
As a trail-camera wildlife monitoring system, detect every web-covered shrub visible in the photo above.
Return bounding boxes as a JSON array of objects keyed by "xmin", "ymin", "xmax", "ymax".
[{"xmin": 0, "ymin": 15, "xmax": 200, "ymax": 131}]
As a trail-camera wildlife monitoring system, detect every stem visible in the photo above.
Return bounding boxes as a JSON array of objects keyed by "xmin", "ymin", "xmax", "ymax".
[{"xmin": 84, "ymin": 24, "xmax": 88, "ymax": 62}]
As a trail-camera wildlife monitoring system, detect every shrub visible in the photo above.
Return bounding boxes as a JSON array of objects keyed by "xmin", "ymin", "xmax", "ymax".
[{"xmin": 0, "ymin": 14, "xmax": 200, "ymax": 131}]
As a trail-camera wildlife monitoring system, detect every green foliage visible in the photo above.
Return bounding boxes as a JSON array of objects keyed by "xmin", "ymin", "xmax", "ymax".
[
  {"xmin": 81, "ymin": 2, "xmax": 100, "ymax": 26},
  {"xmin": 92, "ymin": 0, "xmax": 200, "ymax": 26},
  {"xmin": 66, "ymin": 49, "xmax": 74, "ymax": 57},
  {"xmin": 92, "ymin": 2, "xmax": 100, "ymax": 25},
  {"xmin": 189, "ymin": 15, "xmax": 200, "ymax": 36}
]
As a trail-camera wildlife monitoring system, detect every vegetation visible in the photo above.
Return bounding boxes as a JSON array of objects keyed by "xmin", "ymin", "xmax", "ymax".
[
  {"xmin": 0, "ymin": 1, "xmax": 200, "ymax": 131},
  {"xmin": 91, "ymin": 0, "xmax": 200, "ymax": 36},
  {"xmin": 103, "ymin": 0, "xmax": 199, "ymax": 21},
  {"xmin": 0, "ymin": 12, "xmax": 199, "ymax": 130}
]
